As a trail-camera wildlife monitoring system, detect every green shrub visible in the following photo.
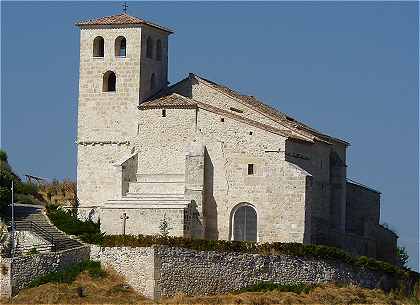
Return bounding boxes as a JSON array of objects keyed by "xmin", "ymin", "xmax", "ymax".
[
  {"xmin": 15, "ymin": 193, "xmax": 43, "ymax": 205},
  {"xmin": 28, "ymin": 260, "xmax": 105, "ymax": 288},
  {"xmin": 397, "ymin": 246, "xmax": 410, "ymax": 268},
  {"xmin": 0, "ymin": 150, "xmax": 7, "ymax": 162},
  {"xmin": 239, "ymin": 282, "xmax": 318, "ymax": 294},
  {"xmin": 27, "ymin": 247, "xmax": 38, "ymax": 255},
  {"xmin": 0, "ymin": 187, "xmax": 11, "ymax": 217},
  {"xmin": 15, "ymin": 182, "xmax": 38, "ymax": 196},
  {"xmin": 46, "ymin": 204, "xmax": 103, "ymax": 243}
]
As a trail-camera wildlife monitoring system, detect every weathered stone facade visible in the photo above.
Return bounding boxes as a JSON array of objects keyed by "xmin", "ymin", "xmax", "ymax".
[
  {"xmin": 75, "ymin": 13, "xmax": 397, "ymax": 263},
  {"xmin": 90, "ymin": 245, "xmax": 401, "ymax": 300}
]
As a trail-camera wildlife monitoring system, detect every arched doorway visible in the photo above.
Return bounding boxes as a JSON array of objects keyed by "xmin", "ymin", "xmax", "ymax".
[{"xmin": 231, "ymin": 204, "xmax": 257, "ymax": 241}]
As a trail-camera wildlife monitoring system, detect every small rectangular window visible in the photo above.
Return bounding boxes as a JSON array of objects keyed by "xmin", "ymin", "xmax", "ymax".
[
  {"xmin": 248, "ymin": 164, "xmax": 254, "ymax": 175},
  {"xmin": 221, "ymin": 118, "xmax": 225, "ymax": 122},
  {"xmin": 249, "ymin": 131, "xmax": 253, "ymax": 135},
  {"xmin": 162, "ymin": 109, "xmax": 166, "ymax": 117}
]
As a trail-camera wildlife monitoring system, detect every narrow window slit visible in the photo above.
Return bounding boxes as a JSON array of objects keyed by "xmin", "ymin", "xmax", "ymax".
[{"xmin": 248, "ymin": 164, "xmax": 254, "ymax": 175}]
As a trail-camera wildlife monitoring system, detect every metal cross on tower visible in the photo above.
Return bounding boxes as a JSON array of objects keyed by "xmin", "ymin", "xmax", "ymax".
[{"xmin": 122, "ymin": 2, "xmax": 128, "ymax": 13}]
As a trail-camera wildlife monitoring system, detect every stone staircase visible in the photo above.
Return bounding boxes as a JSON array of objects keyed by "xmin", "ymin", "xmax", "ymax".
[{"xmin": 8, "ymin": 204, "xmax": 83, "ymax": 253}]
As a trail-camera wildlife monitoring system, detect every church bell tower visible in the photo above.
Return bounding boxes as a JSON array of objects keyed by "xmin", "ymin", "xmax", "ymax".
[
  {"xmin": 76, "ymin": 12, "xmax": 173, "ymax": 141},
  {"xmin": 75, "ymin": 13, "xmax": 173, "ymax": 215}
]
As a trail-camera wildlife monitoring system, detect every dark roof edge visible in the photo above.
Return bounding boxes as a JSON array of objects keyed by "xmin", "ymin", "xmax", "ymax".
[{"xmin": 347, "ymin": 178, "xmax": 381, "ymax": 194}]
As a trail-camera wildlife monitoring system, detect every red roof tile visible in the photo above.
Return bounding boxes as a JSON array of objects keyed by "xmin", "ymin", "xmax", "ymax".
[{"xmin": 75, "ymin": 13, "xmax": 174, "ymax": 33}]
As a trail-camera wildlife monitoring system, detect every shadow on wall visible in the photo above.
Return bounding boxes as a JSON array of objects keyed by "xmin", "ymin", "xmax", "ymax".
[
  {"xmin": 303, "ymin": 177, "xmax": 313, "ymax": 244},
  {"xmin": 204, "ymin": 148, "xmax": 218, "ymax": 239}
]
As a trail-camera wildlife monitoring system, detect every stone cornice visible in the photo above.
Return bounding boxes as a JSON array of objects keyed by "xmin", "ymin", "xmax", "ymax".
[{"xmin": 76, "ymin": 140, "xmax": 130, "ymax": 146}]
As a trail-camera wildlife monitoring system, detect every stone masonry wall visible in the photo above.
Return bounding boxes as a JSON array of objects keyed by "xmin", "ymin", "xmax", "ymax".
[
  {"xmin": 100, "ymin": 207, "xmax": 185, "ymax": 236},
  {"xmin": 90, "ymin": 245, "xmax": 398, "ymax": 301},
  {"xmin": 0, "ymin": 245, "xmax": 90, "ymax": 297},
  {"xmin": 90, "ymin": 245, "xmax": 156, "ymax": 299},
  {"xmin": 346, "ymin": 182, "xmax": 380, "ymax": 236},
  {"xmin": 156, "ymin": 246, "xmax": 396, "ymax": 298}
]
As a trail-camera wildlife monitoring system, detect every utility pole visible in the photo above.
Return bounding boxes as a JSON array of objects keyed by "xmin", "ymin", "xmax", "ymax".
[{"xmin": 11, "ymin": 181, "xmax": 15, "ymax": 258}]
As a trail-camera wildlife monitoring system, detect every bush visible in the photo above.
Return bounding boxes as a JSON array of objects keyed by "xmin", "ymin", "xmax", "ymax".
[
  {"xmin": 46, "ymin": 204, "xmax": 103, "ymax": 243},
  {"xmin": 28, "ymin": 260, "xmax": 105, "ymax": 288},
  {"xmin": 0, "ymin": 187, "xmax": 11, "ymax": 217},
  {"xmin": 397, "ymin": 246, "xmax": 410, "ymax": 268},
  {"xmin": 15, "ymin": 182, "xmax": 38, "ymax": 196},
  {"xmin": 0, "ymin": 150, "xmax": 7, "ymax": 162},
  {"xmin": 15, "ymin": 193, "xmax": 43, "ymax": 205},
  {"xmin": 27, "ymin": 247, "xmax": 38, "ymax": 255}
]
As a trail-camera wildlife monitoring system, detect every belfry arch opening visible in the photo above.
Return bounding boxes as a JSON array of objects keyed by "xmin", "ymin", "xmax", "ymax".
[
  {"xmin": 115, "ymin": 36, "xmax": 126, "ymax": 57},
  {"xmin": 231, "ymin": 203, "xmax": 257, "ymax": 241},
  {"xmin": 103, "ymin": 71, "xmax": 116, "ymax": 92},
  {"xmin": 93, "ymin": 36, "xmax": 104, "ymax": 57}
]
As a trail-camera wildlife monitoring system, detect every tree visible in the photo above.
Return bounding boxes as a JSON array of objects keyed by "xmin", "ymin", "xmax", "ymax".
[
  {"xmin": 0, "ymin": 150, "xmax": 7, "ymax": 162},
  {"xmin": 0, "ymin": 150, "xmax": 23, "ymax": 218},
  {"xmin": 397, "ymin": 246, "xmax": 409, "ymax": 268}
]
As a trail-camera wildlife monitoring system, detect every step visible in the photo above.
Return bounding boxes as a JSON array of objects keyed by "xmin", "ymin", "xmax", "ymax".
[
  {"xmin": 128, "ymin": 181, "xmax": 185, "ymax": 194},
  {"xmin": 125, "ymin": 193, "xmax": 185, "ymax": 199},
  {"xmin": 103, "ymin": 199, "xmax": 189, "ymax": 209},
  {"xmin": 136, "ymin": 174, "xmax": 185, "ymax": 183}
]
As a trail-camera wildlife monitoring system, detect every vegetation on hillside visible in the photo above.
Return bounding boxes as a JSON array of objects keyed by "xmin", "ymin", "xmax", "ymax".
[
  {"xmin": 161, "ymin": 282, "xmax": 420, "ymax": 305},
  {"xmin": 46, "ymin": 204, "xmax": 103, "ymax": 243},
  {"xmin": 28, "ymin": 260, "xmax": 105, "ymax": 288},
  {"xmin": 38, "ymin": 179, "xmax": 77, "ymax": 206},
  {"xmin": 0, "ymin": 150, "xmax": 43, "ymax": 218},
  {"xmin": 6, "ymin": 264, "xmax": 148, "ymax": 304},
  {"xmin": 5, "ymin": 277, "xmax": 420, "ymax": 304}
]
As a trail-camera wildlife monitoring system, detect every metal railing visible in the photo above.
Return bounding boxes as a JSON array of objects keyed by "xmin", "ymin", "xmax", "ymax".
[{"xmin": 12, "ymin": 220, "xmax": 56, "ymax": 251}]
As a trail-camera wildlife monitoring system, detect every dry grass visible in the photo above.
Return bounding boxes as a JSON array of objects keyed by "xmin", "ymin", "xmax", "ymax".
[
  {"xmin": 6, "ymin": 270, "xmax": 151, "ymax": 304},
  {"xmin": 161, "ymin": 283, "xmax": 420, "ymax": 305},
  {"xmin": 3, "ymin": 277, "xmax": 419, "ymax": 305}
]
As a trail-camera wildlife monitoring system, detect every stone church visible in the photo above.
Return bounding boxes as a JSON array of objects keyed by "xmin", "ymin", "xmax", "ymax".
[{"xmin": 75, "ymin": 13, "xmax": 397, "ymax": 263}]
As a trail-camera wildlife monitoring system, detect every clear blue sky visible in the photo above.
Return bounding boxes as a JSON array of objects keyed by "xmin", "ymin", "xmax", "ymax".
[{"xmin": 1, "ymin": 2, "xmax": 418, "ymax": 270}]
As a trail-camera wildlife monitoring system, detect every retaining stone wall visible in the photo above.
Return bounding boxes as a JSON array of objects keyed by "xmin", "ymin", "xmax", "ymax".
[
  {"xmin": 91, "ymin": 245, "xmax": 398, "ymax": 300},
  {"xmin": 90, "ymin": 245, "xmax": 156, "ymax": 299},
  {"xmin": 0, "ymin": 245, "xmax": 90, "ymax": 297}
]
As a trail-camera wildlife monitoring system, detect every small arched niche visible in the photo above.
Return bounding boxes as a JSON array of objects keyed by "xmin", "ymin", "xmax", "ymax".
[
  {"xmin": 93, "ymin": 36, "xmax": 104, "ymax": 57},
  {"xmin": 103, "ymin": 71, "xmax": 116, "ymax": 92},
  {"xmin": 115, "ymin": 36, "xmax": 126, "ymax": 57},
  {"xmin": 231, "ymin": 203, "xmax": 257, "ymax": 241}
]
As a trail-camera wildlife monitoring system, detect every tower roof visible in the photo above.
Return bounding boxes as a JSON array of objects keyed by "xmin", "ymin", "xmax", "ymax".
[{"xmin": 75, "ymin": 13, "xmax": 174, "ymax": 33}]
